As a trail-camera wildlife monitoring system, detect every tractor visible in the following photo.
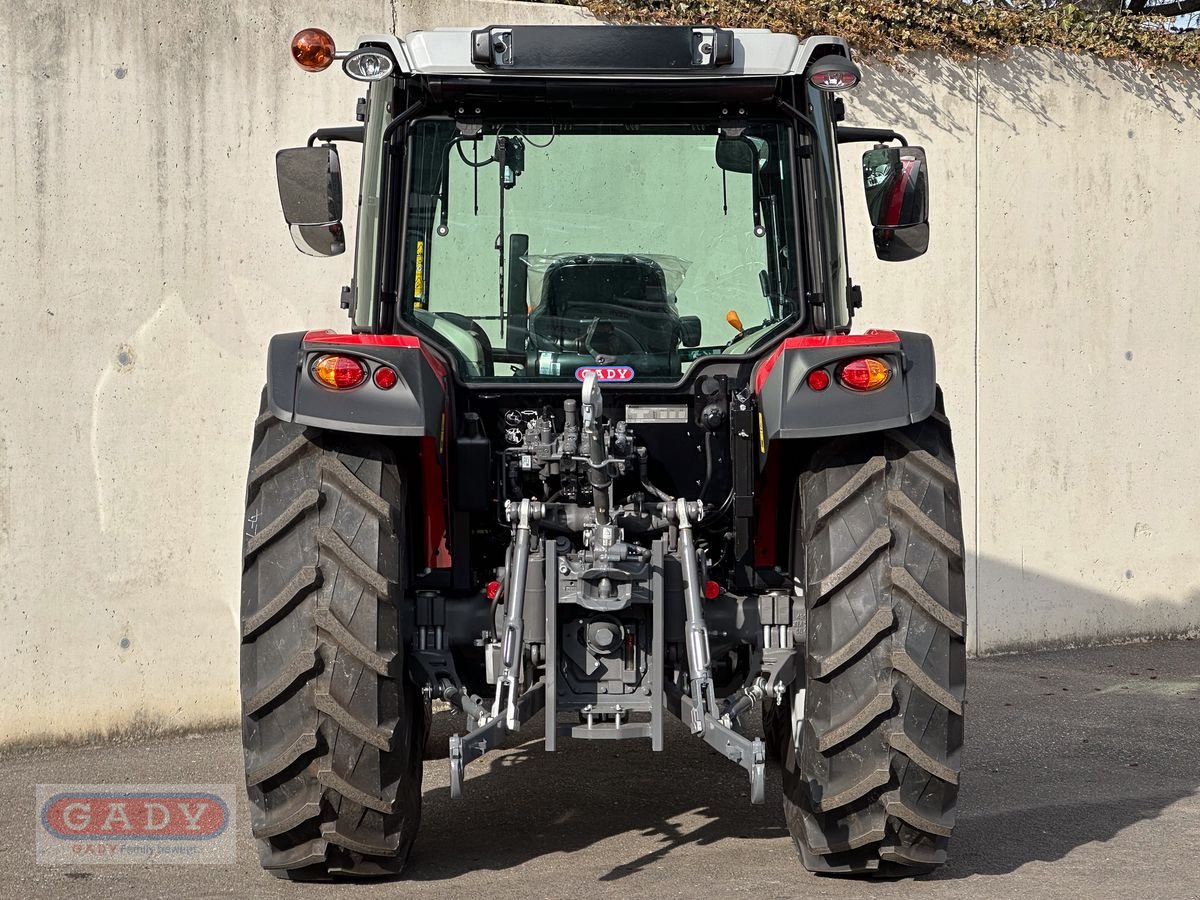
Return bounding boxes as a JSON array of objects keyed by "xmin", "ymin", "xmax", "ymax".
[{"xmin": 241, "ymin": 22, "xmax": 964, "ymax": 880}]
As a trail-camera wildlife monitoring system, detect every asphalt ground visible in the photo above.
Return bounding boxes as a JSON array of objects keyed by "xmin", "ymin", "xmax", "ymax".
[{"xmin": 2, "ymin": 640, "xmax": 1198, "ymax": 899}]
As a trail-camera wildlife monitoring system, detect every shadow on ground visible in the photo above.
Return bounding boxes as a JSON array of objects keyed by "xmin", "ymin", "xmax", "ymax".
[
  {"xmin": 406, "ymin": 638, "xmax": 1199, "ymax": 884},
  {"xmin": 410, "ymin": 708, "xmax": 788, "ymax": 882}
]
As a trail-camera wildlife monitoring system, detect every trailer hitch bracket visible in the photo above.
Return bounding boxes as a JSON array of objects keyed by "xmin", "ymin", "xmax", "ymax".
[{"xmin": 449, "ymin": 681, "xmax": 546, "ymax": 800}]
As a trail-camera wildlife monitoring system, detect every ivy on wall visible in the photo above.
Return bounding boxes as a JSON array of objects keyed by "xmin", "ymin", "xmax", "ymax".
[{"xmin": 571, "ymin": 1, "xmax": 1200, "ymax": 66}]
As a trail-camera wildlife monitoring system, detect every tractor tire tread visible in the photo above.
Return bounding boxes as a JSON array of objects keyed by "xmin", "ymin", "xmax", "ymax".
[
  {"xmin": 782, "ymin": 402, "xmax": 966, "ymax": 877},
  {"xmin": 240, "ymin": 396, "xmax": 422, "ymax": 880}
]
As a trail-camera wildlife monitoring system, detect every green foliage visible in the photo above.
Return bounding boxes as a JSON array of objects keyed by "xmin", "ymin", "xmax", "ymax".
[{"xmin": 576, "ymin": 1, "xmax": 1200, "ymax": 66}]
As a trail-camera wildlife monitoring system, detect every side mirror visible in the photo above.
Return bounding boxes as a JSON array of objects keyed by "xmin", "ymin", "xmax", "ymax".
[
  {"xmin": 276, "ymin": 145, "xmax": 345, "ymax": 257},
  {"xmin": 678, "ymin": 315, "xmax": 702, "ymax": 348},
  {"xmin": 862, "ymin": 145, "xmax": 929, "ymax": 262},
  {"xmin": 715, "ymin": 135, "xmax": 768, "ymax": 174},
  {"xmin": 290, "ymin": 222, "xmax": 346, "ymax": 257}
]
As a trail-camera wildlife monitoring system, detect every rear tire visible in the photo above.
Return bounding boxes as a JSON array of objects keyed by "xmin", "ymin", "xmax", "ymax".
[
  {"xmin": 779, "ymin": 403, "xmax": 966, "ymax": 876},
  {"xmin": 240, "ymin": 393, "xmax": 423, "ymax": 879}
]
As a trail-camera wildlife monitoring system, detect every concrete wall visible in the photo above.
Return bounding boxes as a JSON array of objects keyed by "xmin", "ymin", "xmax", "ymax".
[
  {"xmin": 843, "ymin": 53, "xmax": 1200, "ymax": 654},
  {"xmin": 0, "ymin": 1, "xmax": 1196, "ymax": 745},
  {"xmin": 0, "ymin": 0, "xmax": 591, "ymax": 746}
]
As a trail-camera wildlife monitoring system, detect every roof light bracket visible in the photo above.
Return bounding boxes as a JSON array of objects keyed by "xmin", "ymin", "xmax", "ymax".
[{"xmin": 692, "ymin": 27, "xmax": 734, "ymax": 68}]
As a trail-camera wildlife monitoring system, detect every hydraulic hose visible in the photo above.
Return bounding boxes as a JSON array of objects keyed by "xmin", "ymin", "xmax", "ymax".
[
  {"xmin": 638, "ymin": 449, "xmax": 672, "ymax": 503},
  {"xmin": 699, "ymin": 430, "xmax": 715, "ymax": 501}
]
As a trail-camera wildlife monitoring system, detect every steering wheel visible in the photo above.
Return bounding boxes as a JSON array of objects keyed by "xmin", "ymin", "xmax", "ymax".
[
  {"xmin": 531, "ymin": 314, "xmax": 653, "ymax": 356},
  {"xmin": 581, "ymin": 317, "xmax": 652, "ymax": 356}
]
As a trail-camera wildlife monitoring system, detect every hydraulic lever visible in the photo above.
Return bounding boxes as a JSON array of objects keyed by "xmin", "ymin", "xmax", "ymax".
[{"xmin": 580, "ymin": 370, "xmax": 612, "ymax": 526}]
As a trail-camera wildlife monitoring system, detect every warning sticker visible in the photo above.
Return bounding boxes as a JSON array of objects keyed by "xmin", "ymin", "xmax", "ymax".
[{"xmin": 414, "ymin": 240, "xmax": 425, "ymax": 299}]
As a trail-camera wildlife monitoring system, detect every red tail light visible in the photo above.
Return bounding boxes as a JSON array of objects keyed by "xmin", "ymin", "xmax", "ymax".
[
  {"xmin": 806, "ymin": 369, "xmax": 830, "ymax": 391},
  {"xmin": 838, "ymin": 357, "xmax": 891, "ymax": 392},
  {"xmin": 373, "ymin": 365, "xmax": 398, "ymax": 390},
  {"xmin": 312, "ymin": 354, "xmax": 367, "ymax": 390}
]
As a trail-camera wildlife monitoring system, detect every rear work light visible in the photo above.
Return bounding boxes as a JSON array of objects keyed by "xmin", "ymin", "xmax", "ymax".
[
  {"xmin": 312, "ymin": 354, "xmax": 367, "ymax": 390},
  {"xmin": 807, "ymin": 55, "xmax": 861, "ymax": 91},
  {"xmin": 838, "ymin": 357, "xmax": 891, "ymax": 392},
  {"xmin": 343, "ymin": 47, "xmax": 395, "ymax": 81}
]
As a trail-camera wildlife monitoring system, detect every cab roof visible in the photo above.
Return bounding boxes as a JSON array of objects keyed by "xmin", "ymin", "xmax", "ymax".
[{"xmin": 355, "ymin": 26, "xmax": 850, "ymax": 80}]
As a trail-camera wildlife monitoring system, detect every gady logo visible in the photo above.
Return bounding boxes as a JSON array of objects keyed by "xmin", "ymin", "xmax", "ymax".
[
  {"xmin": 36, "ymin": 785, "xmax": 236, "ymax": 865},
  {"xmin": 575, "ymin": 366, "xmax": 635, "ymax": 383},
  {"xmin": 41, "ymin": 792, "xmax": 229, "ymax": 840}
]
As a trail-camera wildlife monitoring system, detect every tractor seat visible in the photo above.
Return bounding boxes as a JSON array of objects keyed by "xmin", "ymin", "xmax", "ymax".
[{"xmin": 531, "ymin": 255, "xmax": 681, "ymax": 354}]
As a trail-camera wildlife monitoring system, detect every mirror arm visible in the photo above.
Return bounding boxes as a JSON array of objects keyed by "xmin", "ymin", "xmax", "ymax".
[
  {"xmin": 382, "ymin": 100, "xmax": 426, "ymax": 146},
  {"xmin": 836, "ymin": 125, "xmax": 908, "ymax": 146},
  {"xmin": 774, "ymin": 98, "xmax": 818, "ymax": 139},
  {"xmin": 307, "ymin": 125, "xmax": 365, "ymax": 147}
]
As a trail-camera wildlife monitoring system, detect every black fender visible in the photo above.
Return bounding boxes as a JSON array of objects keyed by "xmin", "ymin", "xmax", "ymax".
[
  {"xmin": 265, "ymin": 331, "xmax": 446, "ymax": 437},
  {"xmin": 755, "ymin": 329, "xmax": 936, "ymax": 442}
]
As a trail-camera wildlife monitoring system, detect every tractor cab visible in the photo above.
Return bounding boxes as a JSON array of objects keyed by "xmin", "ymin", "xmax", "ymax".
[{"xmin": 275, "ymin": 25, "xmax": 931, "ymax": 390}]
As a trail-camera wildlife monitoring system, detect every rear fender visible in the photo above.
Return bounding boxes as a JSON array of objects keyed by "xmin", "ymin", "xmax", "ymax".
[
  {"xmin": 755, "ymin": 329, "xmax": 936, "ymax": 442},
  {"xmin": 265, "ymin": 331, "xmax": 446, "ymax": 437}
]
